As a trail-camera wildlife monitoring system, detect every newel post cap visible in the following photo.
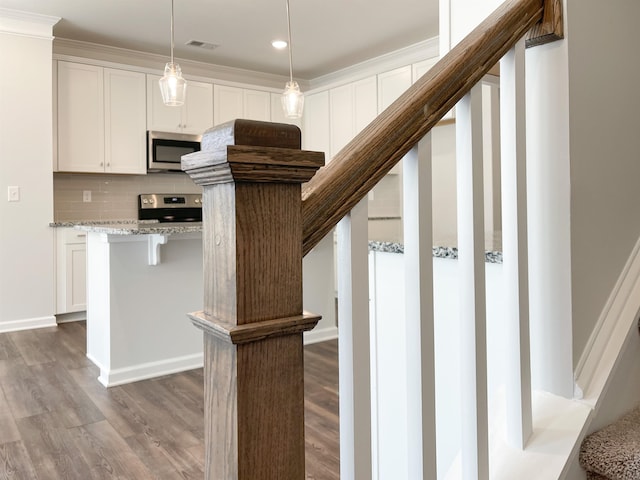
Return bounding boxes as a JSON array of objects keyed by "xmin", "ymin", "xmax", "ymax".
[{"xmin": 181, "ymin": 119, "xmax": 324, "ymax": 186}]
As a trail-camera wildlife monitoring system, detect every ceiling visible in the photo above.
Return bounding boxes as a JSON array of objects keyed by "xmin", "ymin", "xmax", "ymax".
[{"xmin": 0, "ymin": 0, "xmax": 439, "ymax": 80}]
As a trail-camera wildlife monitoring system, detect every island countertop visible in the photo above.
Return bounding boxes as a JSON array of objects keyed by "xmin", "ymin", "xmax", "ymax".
[
  {"xmin": 49, "ymin": 219, "xmax": 202, "ymax": 235},
  {"xmin": 74, "ymin": 221, "xmax": 203, "ymax": 235}
]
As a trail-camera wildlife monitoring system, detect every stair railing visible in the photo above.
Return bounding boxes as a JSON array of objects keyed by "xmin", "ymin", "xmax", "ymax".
[{"xmin": 182, "ymin": 0, "xmax": 562, "ymax": 478}]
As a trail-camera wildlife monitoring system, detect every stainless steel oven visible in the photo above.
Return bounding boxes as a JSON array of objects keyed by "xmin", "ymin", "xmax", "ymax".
[
  {"xmin": 147, "ymin": 131, "xmax": 201, "ymax": 172},
  {"xmin": 138, "ymin": 194, "xmax": 202, "ymax": 222}
]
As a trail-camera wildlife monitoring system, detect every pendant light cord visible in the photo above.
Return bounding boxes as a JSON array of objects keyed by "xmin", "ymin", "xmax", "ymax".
[
  {"xmin": 285, "ymin": 0, "xmax": 294, "ymax": 83},
  {"xmin": 170, "ymin": 0, "xmax": 175, "ymax": 64}
]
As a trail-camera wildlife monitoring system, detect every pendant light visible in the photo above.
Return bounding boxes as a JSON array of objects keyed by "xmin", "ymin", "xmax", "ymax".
[
  {"xmin": 281, "ymin": 0, "xmax": 304, "ymax": 118},
  {"xmin": 159, "ymin": 0, "xmax": 186, "ymax": 106}
]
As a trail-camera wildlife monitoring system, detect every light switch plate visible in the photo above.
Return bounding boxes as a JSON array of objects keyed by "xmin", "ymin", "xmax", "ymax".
[
  {"xmin": 83, "ymin": 190, "xmax": 91, "ymax": 202},
  {"xmin": 8, "ymin": 186, "xmax": 19, "ymax": 202}
]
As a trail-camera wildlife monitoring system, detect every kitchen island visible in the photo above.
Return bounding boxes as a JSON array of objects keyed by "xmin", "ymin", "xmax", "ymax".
[
  {"xmin": 77, "ymin": 222, "xmax": 204, "ymax": 387},
  {"xmin": 75, "ymin": 220, "xmax": 337, "ymax": 387}
]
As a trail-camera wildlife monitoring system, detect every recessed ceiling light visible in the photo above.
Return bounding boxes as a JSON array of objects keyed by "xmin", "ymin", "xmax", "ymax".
[
  {"xmin": 272, "ymin": 40, "xmax": 288, "ymax": 50},
  {"xmin": 185, "ymin": 39, "xmax": 219, "ymax": 50}
]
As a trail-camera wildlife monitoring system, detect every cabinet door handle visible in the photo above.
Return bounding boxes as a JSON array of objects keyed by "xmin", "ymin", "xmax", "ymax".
[{"xmin": 76, "ymin": 234, "xmax": 86, "ymax": 238}]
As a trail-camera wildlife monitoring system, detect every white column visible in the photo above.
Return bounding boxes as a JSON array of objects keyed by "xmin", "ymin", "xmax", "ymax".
[
  {"xmin": 337, "ymin": 199, "xmax": 372, "ymax": 480},
  {"xmin": 456, "ymin": 84, "xmax": 489, "ymax": 480},
  {"xmin": 403, "ymin": 137, "xmax": 437, "ymax": 479},
  {"xmin": 500, "ymin": 39, "xmax": 533, "ymax": 449}
]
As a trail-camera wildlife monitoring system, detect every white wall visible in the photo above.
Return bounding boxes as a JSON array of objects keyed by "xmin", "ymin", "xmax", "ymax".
[
  {"xmin": 567, "ymin": 0, "xmax": 640, "ymax": 367},
  {"xmin": 0, "ymin": 11, "xmax": 59, "ymax": 331}
]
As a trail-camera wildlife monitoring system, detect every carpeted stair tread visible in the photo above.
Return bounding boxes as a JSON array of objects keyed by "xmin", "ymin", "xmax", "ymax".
[{"xmin": 580, "ymin": 406, "xmax": 640, "ymax": 480}]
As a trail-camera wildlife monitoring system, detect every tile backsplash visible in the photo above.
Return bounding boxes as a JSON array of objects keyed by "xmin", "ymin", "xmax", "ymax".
[{"xmin": 53, "ymin": 172, "xmax": 202, "ymax": 221}]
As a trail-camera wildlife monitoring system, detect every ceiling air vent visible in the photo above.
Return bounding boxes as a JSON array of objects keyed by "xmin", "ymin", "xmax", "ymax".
[{"xmin": 185, "ymin": 40, "xmax": 219, "ymax": 50}]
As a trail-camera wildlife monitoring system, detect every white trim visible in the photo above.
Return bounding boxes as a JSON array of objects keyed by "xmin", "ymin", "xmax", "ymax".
[
  {"xmin": 55, "ymin": 311, "xmax": 87, "ymax": 323},
  {"xmin": 0, "ymin": 316, "xmax": 57, "ymax": 333},
  {"xmin": 307, "ymin": 37, "xmax": 439, "ymax": 93},
  {"xmin": 0, "ymin": 8, "xmax": 59, "ymax": 38},
  {"xmin": 96, "ymin": 353, "xmax": 204, "ymax": 388},
  {"xmin": 574, "ymin": 233, "xmax": 640, "ymax": 403},
  {"xmin": 304, "ymin": 325, "xmax": 338, "ymax": 345}
]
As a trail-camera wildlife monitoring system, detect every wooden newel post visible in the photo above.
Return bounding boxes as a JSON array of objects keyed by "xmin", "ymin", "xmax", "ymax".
[{"xmin": 182, "ymin": 119, "xmax": 324, "ymax": 479}]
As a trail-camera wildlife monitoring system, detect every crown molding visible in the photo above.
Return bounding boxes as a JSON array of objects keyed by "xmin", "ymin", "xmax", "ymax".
[
  {"xmin": 0, "ymin": 8, "xmax": 59, "ymax": 39},
  {"xmin": 52, "ymin": 35, "xmax": 441, "ymax": 93},
  {"xmin": 53, "ymin": 38, "xmax": 299, "ymax": 90},
  {"xmin": 307, "ymin": 36, "xmax": 439, "ymax": 92}
]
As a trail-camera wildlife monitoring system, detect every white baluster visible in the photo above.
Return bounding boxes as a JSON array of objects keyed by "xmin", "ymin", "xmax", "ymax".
[
  {"xmin": 456, "ymin": 84, "xmax": 489, "ymax": 480},
  {"xmin": 500, "ymin": 39, "xmax": 533, "ymax": 449},
  {"xmin": 337, "ymin": 198, "xmax": 372, "ymax": 480},
  {"xmin": 404, "ymin": 137, "xmax": 437, "ymax": 479}
]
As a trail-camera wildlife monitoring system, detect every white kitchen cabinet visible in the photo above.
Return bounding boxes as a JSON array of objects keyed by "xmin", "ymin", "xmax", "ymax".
[
  {"xmin": 302, "ymin": 90, "xmax": 330, "ymax": 163},
  {"xmin": 57, "ymin": 61, "xmax": 146, "ymax": 174},
  {"xmin": 378, "ymin": 65, "xmax": 412, "ymax": 112},
  {"xmin": 413, "ymin": 57, "xmax": 454, "ymax": 121},
  {"xmin": 55, "ymin": 228, "xmax": 87, "ymax": 314},
  {"xmin": 378, "ymin": 66, "xmax": 412, "ymax": 175},
  {"xmin": 412, "ymin": 57, "xmax": 438, "ymax": 83},
  {"xmin": 270, "ymin": 92, "xmax": 302, "ymax": 127},
  {"xmin": 213, "ymin": 85, "xmax": 271, "ymax": 125},
  {"xmin": 147, "ymin": 75, "xmax": 214, "ymax": 135},
  {"xmin": 104, "ymin": 68, "xmax": 146, "ymax": 174},
  {"xmin": 329, "ymin": 76, "xmax": 377, "ymax": 157},
  {"xmin": 57, "ymin": 62, "xmax": 104, "ymax": 173}
]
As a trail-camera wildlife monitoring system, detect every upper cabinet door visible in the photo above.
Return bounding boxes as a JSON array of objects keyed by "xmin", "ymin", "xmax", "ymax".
[
  {"xmin": 213, "ymin": 85, "xmax": 271, "ymax": 126},
  {"xmin": 377, "ymin": 66, "xmax": 412, "ymax": 113},
  {"xmin": 353, "ymin": 76, "xmax": 377, "ymax": 135},
  {"xmin": 329, "ymin": 76, "xmax": 377, "ymax": 158},
  {"xmin": 57, "ymin": 61, "xmax": 105, "ymax": 172},
  {"xmin": 214, "ymin": 85, "xmax": 244, "ymax": 125},
  {"xmin": 243, "ymin": 89, "xmax": 270, "ymax": 122},
  {"xmin": 147, "ymin": 75, "xmax": 213, "ymax": 135},
  {"xmin": 104, "ymin": 68, "xmax": 146, "ymax": 174},
  {"xmin": 270, "ymin": 92, "xmax": 301, "ymax": 127},
  {"xmin": 182, "ymin": 80, "xmax": 213, "ymax": 135},
  {"xmin": 329, "ymin": 84, "xmax": 354, "ymax": 157},
  {"xmin": 146, "ymin": 74, "xmax": 183, "ymax": 133},
  {"xmin": 302, "ymin": 91, "xmax": 330, "ymax": 163}
]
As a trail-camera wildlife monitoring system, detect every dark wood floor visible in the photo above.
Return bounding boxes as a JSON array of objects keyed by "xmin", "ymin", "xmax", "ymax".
[{"xmin": 0, "ymin": 322, "xmax": 339, "ymax": 479}]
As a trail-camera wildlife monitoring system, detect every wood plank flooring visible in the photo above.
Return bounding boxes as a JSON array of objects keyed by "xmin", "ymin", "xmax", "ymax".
[{"xmin": 0, "ymin": 322, "xmax": 339, "ymax": 479}]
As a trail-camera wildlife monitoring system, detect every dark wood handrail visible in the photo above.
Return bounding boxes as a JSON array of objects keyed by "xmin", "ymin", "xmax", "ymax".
[{"xmin": 302, "ymin": 0, "xmax": 554, "ymax": 255}]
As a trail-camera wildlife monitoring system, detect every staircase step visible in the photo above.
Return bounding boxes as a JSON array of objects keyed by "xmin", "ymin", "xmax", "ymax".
[{"xmin": 580, "ymin": 405, "xmax": 640, "ymax": 480}]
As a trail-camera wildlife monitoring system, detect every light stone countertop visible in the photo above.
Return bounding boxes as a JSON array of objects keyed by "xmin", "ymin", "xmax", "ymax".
[
  {"xmin": 50, "ymin": 219, "xmax": 203, "ymax": 235},
  {"xmin": 368, "ymin": 241, "xmax": 503, "ymax": 264},
  {"xmin": 50, "ymin": 220, "xmax": 502, "ymax": 262},
  {"xmin": 74, "ymin": 222, "xmax": 203, "ymax": 235}
]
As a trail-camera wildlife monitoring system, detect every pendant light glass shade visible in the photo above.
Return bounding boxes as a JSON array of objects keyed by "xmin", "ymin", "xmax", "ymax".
[
  {"xmin": 159, "ymin": 0, "xmax": 186, "ymax": 107},
  {"xmin": 281, "ymin": 0, "xmax": 303, "ymax": 118},
  {"xmin": 159, "ymin": 62, "xmax": 186, "ymax": 106},
  {"xmin": 282, "ymin": 80, "xmax": 304, "ymax": 118}
]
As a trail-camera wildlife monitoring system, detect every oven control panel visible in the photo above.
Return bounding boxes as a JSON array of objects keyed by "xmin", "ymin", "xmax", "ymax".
[{"xmin": 139, "ymin": 194, "xmax": 202, "ymax": 209}]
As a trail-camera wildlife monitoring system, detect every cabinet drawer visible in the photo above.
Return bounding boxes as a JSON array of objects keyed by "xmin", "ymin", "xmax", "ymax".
[{"xmin": 59, "ymin": 227, "xmax": 88, "ymax": 244}]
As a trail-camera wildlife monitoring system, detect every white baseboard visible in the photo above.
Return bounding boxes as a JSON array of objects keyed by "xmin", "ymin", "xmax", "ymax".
[
  {"xmin": 0, "ymin": 315, "xmax": 57, "ymax": 333},
  {"xmin": 86, "ymin": 329, "xmax": 336, "ymax": 388},
  {"xmin": 55, "ymin": 311, "xmax": 87, "ymax": 323},
  {"xmin": 93, "ymin": 353, "xmax": 204, "ymax": 388},
  {"xmin": 304, "ymin": 326, "xmax": 338, "ymax": 345},
  {"xmin": 575, "ymin": 233, "xmax": 640, "ymax": 404}
]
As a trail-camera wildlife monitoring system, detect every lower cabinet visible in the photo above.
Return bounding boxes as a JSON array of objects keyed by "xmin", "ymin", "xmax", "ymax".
[{"xmin": 55, "ymin": 228, "xmax": 87, "ymax": 314}]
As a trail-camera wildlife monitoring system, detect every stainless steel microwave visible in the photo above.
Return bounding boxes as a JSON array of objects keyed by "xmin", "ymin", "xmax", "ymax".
[{"xmin": 147, "ymin": 131, "xmax": 201, "ymax": 172}]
